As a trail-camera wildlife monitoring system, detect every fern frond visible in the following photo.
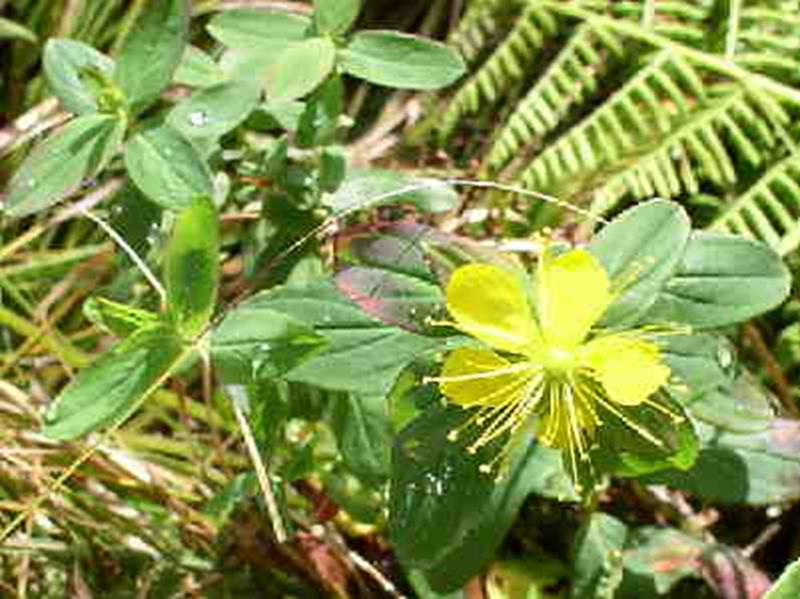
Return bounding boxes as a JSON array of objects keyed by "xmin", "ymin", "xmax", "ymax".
[
  {"xmin": 436, "ymin": 0, "xmax": 800, "ymax": 254},
  {"xmin": 513, "ymin": 51, "xmax": 706, "ymax": 194},
  {"xmin": 440, "ymin": 3, "xmax": 560, "ymax": 139},
  {"xmin": 711, "ymin": 151, "xmax": 800, "ymax": 256},
  {"xmin": 448, "ymin": 0, "xmax": 526, "ymax": 63},
  {"xmin": 486, "ymin": 22, "xmax": 623, "ymax": 169},
  {"xmin": 589, "ymin": 83, "xmax": 787, "ymax": 214}
]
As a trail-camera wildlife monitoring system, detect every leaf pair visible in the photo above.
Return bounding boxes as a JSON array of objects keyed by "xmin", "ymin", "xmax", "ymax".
[
  {"xmin": 44, "ymin": 196, "xmax": 219, "ymax": 440},
  {"xmin": 5, "ymin": 0, "xmax": 190, "ymax": 217}
]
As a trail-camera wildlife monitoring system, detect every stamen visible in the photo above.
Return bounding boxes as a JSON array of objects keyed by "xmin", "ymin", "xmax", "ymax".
[
  {"xmin": 424, "ymin": 360, "xmax": 540, "ymax": 386},
  {"xmin": 642, "ymin": 396, "xmax": 685, "ymax": 424},
  {"xmin": 592, "ymin": 391, "xmax": 665, "ymax": 449},
  {"xmin": 468, "ymin": 375, "xmax": 546, "ymax": 451},
  {"xmin": 444, "ymin": 373, "xmax": 537, "ymax": 447}
]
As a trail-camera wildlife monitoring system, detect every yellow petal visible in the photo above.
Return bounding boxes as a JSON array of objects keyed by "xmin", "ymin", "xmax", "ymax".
[
  {"xmin": 536, "ymin": 249, "xmax": 611, "ymax": 349},
  {"xmin": 446, "ymin": 264, "xmax": 541, "ymax": 355},
  {"xmin": 439, "ymin": 347, "xmax": 533, "ymax": 407},
  {"xmin": 579, "ymin": 335, "xmax": 670, "ymax": 406}
]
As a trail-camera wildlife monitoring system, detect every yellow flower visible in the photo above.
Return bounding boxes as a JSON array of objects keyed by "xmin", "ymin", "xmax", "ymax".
[{"xmin": 431, "ymin": 247, "xmax": 680, "ymax": 488}]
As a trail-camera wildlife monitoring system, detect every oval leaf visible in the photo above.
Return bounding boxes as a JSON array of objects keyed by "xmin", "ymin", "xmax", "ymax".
[
  {"xmin": 211, "ymin": 306, "xmax": 326, "ymax": 384},
  {"xmin": 588, "ymin": 199, "xmax": 692, "ymax": 326},
  {"xmin": 314, "ymin": 0, "xmax": 360, "ymax": 35},
  {"xmin": 168, "ymin": 78, "xmax": 261, "ymax": 138},
  {"xmin": 123, "ymin": 123, "xmax": 214, "ymax": 209},
  {"xmin": 255, "ymin": 279, "xmax": 440, "ymax": 395},
  {"xmin": 418, "ymin": 441, "xmax": 577, "ymax": 592},
  {"xmin": 174, "ymin": 45, "xmax": 227, "ymax": 88},
  {"xmin": 642, "ymin": 232, "xmax": 791, "ymax": 328},
  {"xmin": 5, "ymin": 114, "xmax": 125, "ymax": 217},
  {"xmin": 165, "ymin": 196, "xmax": 220, "ymax": 338},
  {"xmin": 335, "ymin": 267, "xmax": 443, "ymax": 333},
  {"xmin": 644, "ymin": 418, "xmax": 800, "ymax": 504},
  {"xmin": 43, "ymin": 38, "xmax": 116, "ymax": 115},
  {"xmin": 390, "ymin": 405, "xmax": 495, "ymax": 569},
  {"xmin": 571, "ymin": 513, "xmax": 628, "ymax": 599},
  {"xmin": 340, "ymin": 30, "xmax": 465, "ymax": 89},
  {"xmin": 115, "ymin": 0, "xmax": 189, "ymax": 113},
  {"xmin": 264, "ymin": 37, "xmax": 336, "ymax": 102},
  {"xmin": 207, "ymin": 9, "xmax": 310, "ymax": 52},
  {"xmin": 766, "ymin": 558, "xmax": 800, "ymax": 599},
  {"xmin": 324, "ymin": 168, "xmax": 458, "ymax": 215},
  {"xmin": 43, "ymin": 325, "xmax": 184, "ymax": 441},
  {"xmin": 330, "ymin": 392, "xmax": 391, "ymax": 483}
]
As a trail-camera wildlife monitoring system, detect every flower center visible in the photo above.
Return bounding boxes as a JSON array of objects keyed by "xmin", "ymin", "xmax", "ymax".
[{"xmin": 542, "ymin": 345, "xmax": 576, "ymax": 375}]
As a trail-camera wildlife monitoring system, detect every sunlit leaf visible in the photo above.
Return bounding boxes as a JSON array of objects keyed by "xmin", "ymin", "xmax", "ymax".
[
  {"xmin": 43, "ymin": 39, "xmax": 116, "ymax": 115},
  {"xmin": 43, "ymin": 325, "xmax": 185, "ymax": 440},
  {"xmin": 340, "ymin": 31, "xmax": 465, "ymax": 89},
  {"xmin": 5, "ymin": 114, "xmax": 125, "ymax": 217},
  {"xmin": 165, "ymin": 196, "xmax": 219, "ymax": 338},
  {"xmin": 115, "ymin": 0, "xmax": 189, "ymax": 112}
]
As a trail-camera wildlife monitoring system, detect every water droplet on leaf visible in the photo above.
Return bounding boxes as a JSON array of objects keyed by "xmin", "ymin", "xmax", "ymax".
[{"xmin": 188, "ymin": 111, "xmax": 209, "ymax": 127}]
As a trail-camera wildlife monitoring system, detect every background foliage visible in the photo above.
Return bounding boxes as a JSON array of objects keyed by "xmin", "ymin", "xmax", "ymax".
[{"xmin": 1, "ymin": 0, "xmax": 800, "ymax": 597}]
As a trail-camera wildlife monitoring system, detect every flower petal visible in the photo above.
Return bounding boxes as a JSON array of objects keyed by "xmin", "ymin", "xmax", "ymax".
[
  {"xmin": 579, "ymin": 335, "xmax": 670, "ymax": 406},
  {"xmin": 536, "ymin": 249, "xmax": 611, "ymax": 349},
  {"xmin": 439, "ymin": 347, "xmax": 533, "ymax": 407},
  {"xmin": 446, "ymin": 264, "xmax": 541, "ymax": 355}
]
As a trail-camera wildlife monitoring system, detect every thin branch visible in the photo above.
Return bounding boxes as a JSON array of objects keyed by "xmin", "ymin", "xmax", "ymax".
[
  {"xmin": 80, "ymin": 209, "xmax": 167, "ymax": 306},
  {"xmin": 0, "ymin": 98, "xmax": 66, "ymax": 158},
  {"xmin": 229, "ymin": 386, "xmax": 288, "ymax": 543},
  {"xmin": 742, "ymin": 323, "xmax": 798, "ymax": 417}
]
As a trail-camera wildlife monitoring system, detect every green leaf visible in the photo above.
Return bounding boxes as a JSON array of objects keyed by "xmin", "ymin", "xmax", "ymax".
[
  {"xmin": 335, "ymin": 266, "xmax": 443, "ymax": 333},
  {"xmin": 168, "ymin": 78, "xmax": 261, "ymax": 138},
  {"xmin": 766, "ymin": 557, "xmax": 800, "ymax": 599},
  {"xmin": 218, "ymin": 47, "xmax": 279, "ymax": 81},
  {"xmin": 250, "ymin": 279, "xmax": 441, "ymax": 395},
  {"xmin": 115, "ymin": 0, "xmax": 189, "ymax": 113},
  {"xmin": 211, "ymin": 306, "xmax": 326, "ymax": 384},
  {"xmin": 314, "ymin": 0, "xmax": 360, "ymax": 35},
  {"xmin": 686, "ymin": 371, "xmax": 775, "ymax": 434},
  {"xmin": 258, "ymin": 100, "xmax": 306, "ymax": 132},
  {"xmin": 264, "ymin": 37, "xmax": 336, "ymax": 102},
  {"xmin": 43, "ymin": 39, "xmax": 116, "ymax": 115},
  {"xmin": 588, "ymin": 199, "xmax": 691, "ymax": 326},
  {"xmin": 644, "ymin": 418, "xmax": 800, "ymax": 504},
  {"xmin": 389, "ymin": 405, "xmax": 494, "ymax": 569},
  {"xmin": 173, "ymin": 45, "xmax": 226, "ymax": 88},
  {"xmin": 416, "ymin": 440, "xmax": 576, "ymax": 592},
  {"xmin": 43, "ymin": 325, "xmax": 185, "ymax": 440},
  {"xmin": 659, "ymin": 333, "xmax": 734, "ymax": 395},
  {"xmin": 165, "ymin": 196, "xmax": 219, "ymax": 338},
  {"xmin": 297, "ymin": 76, "xmax": 343, "ymax": 146},
  {"xmin": 0, "ymin": 16, "xmax": 36, "ymax": 43},
  {"xmin": 318, "ymin": 145, "xmax": 347, "ymax": 192},
  {"xmin": 4, "ymin": 114, "xmax": 125, "ymax": 217},
  {"xmin": 571, "ymin": 513, "xmax": 628, "ymax": 599},
  {"xmin": 642, "ymin": 232, "xmax": 791, "ymax": 328},
  {"xmin": 588, "ymin": 393, "xmax": 698, "ymax": 480},
  {"xmin": 84, "ymin": 297, "xmax": 159, "ymax": 338},
  {"xmin": 329, "ymin": 392, "xmax": 391, "ymax": 483},
  {"xmin": 324, "ymin": 168, "xmax": 458, "ymax": 215},
  {"xmin": 340, "ymin": 30, "xmax": 466, "ymax": 90},
  {"xmin": 123, "ymin": 122, "xmax": 215, "ymax": 210},
  {"xmin": 207, "ymin": 9, "xmax": 310, "ymax": 52}
]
